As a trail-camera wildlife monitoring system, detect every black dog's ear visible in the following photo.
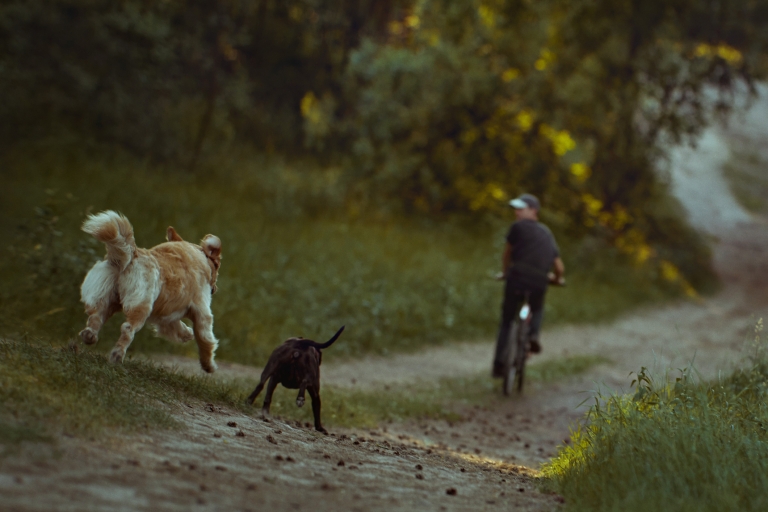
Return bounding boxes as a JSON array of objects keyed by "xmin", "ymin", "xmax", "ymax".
[{"xmin": 293, "ymin": 351, "xmax": 300, "ymax": 359}]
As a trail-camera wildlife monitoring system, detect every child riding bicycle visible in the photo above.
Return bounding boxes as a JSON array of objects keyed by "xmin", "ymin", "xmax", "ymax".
[{"xmin": 492, "ymin": 193, "xmax": 565, "ymax": 378}]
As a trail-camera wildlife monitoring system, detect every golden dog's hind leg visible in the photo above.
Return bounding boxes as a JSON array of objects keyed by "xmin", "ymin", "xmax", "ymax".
[
  {"xmin": 155, "ymin": 320, "xmax": 194, "ymax": 343},
  {"xmin": 80, "ymin": 301, "xmax": 120, "ymax": 345},
  {"xmin": 190, "ymin": 305, "xmax": 219, "ymax": 374},
  {"xmin": 110, "ymin": 306, "xmax": 151, "ymax": 364}
]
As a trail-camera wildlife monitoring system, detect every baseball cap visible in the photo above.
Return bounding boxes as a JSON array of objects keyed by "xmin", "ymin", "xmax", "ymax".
[{"xmin": 509, "ymin": 193, "xmax": 540, "ymax": 210}]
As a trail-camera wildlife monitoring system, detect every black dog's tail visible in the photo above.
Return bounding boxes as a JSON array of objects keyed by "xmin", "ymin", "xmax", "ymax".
[{"xmin": 300, "ymin": 326, "xmax": 345, "ymax": 350}]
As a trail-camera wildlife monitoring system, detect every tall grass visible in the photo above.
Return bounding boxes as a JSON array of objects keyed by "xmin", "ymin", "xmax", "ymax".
[
  {"xmin": 541, "ymin": 323, "xmax": 768, "ymax": 511},
  {"xmin": 1, "ymin": 139, "xmax": 680, "ymax": 366}
]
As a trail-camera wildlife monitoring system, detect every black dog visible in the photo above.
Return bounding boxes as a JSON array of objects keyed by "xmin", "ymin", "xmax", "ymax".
[{"xmin": 247, "ymin": 326, "xmax": 344, "ymax": 433}]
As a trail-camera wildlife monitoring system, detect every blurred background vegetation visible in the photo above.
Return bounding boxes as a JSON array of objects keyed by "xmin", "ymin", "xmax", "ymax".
[{"xmin": 2, "ymin": 0, "xmax": 767, "ymax": 364}]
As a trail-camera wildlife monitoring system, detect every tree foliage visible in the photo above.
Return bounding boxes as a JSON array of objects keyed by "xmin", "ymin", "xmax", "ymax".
[
  {"xmin": 0, "ymin": 0, "xmax": 403, "ymax": 160},
  {"xmin": 319, "ymin": 0, "xmax": 768, "ymax": 289},
  {"xmin": 2, "ymin": 0, "xmax": 768, "ymax": 290}
]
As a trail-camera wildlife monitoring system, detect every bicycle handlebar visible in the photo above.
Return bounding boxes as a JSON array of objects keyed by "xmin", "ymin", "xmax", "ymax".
[
  {"xmin": 547, "ymin": 272, "xmax": 566, "ymax": 287},
  {"xmin": 492, "ymin": 271, "xmax": 566, "ymax": 286}
]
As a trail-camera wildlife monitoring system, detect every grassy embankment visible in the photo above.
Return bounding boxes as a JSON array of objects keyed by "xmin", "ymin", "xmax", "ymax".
[
  {"xmin": 541, "ymin": 322, "xmax": 768, "ymax": 511},
  {"xmin": 0, "ymin": 336, "xmax": 606, "ymax": 454}
]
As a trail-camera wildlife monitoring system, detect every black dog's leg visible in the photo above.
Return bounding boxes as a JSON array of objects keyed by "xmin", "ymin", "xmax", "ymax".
[
  {"xmin": 248, "ymin": 358, "xmax": 277, "ymax": 405},
  {"xmin": 261, "ymin": 375, "xmax": 279, "ymax": 417},
  {"xmin": 246, "ymin": 379, "xmax": 266, "ymax": 405},
  {"xmin": 309, "ymin": 387, "xmax": 327, "ymax": 434}
]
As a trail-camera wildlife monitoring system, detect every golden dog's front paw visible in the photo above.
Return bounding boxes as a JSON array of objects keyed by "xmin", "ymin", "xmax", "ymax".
[
  {"xmin": 79, "ymin": 328, "xmax": 98, "ymax": 345},
  {"xmin": 109, "ymin": 349, "xmax": 125, "ymax": 364}
]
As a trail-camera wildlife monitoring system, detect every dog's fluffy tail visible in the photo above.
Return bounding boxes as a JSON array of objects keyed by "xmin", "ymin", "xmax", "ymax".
[
  {"xmin": 82, "ymin": 210, "xmax": 136, "ymax": 270},
  {"xmin": 303, "ymin": 326, "xmax": 345, "ymax": 350}
]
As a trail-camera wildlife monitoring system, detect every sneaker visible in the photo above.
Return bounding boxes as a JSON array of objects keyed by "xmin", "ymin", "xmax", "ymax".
[
  {"xmin": 529, "ymin": 338, "xmax": 542, "ymax": 354},
  {"xmin": 492, "ymin": 361, "xmax": 505, "ymax": 378}
]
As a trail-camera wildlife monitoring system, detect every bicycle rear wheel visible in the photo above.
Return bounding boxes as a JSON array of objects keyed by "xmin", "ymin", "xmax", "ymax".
[
  {"xmin": 515, "ymin": 355, "xmax": 525, "ymax": 392},
  {"xmin": 503, "ymin": 364, "xmax": 516, "ymax": 396},
  {"xmin": 503, "ymin": 319, "xmax": 526, "ymax": 396}
]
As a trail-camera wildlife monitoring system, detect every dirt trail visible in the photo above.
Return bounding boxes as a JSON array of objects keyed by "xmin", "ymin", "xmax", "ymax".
[{"xmin": 3, "ymin": 93, "xmax": 768, "ymax": 511}]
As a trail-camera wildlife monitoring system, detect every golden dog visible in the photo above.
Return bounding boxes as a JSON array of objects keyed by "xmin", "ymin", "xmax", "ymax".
[{"xmin": 78, "ymin": 211, "xmax": 222, "ymax": 372}]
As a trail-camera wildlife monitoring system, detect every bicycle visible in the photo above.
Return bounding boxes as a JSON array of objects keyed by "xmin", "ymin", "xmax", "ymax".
[{"xmin": 501, "ymin": 273, "xmax": 564, "ymax": 396}]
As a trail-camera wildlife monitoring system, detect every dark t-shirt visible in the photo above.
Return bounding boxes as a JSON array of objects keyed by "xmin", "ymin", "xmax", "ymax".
[{"xmin": 506, "ymin": 219, "xmax": 560, "ymax": 290}]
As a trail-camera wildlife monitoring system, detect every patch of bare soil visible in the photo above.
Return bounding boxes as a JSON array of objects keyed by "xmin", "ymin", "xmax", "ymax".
[
  {"xmin": 1, "ymin": 401, "xmax": 563, "ymax": 512},
  {"xmin": 3, "ymin": 95, "xmax": 768, "ymax": 511}
]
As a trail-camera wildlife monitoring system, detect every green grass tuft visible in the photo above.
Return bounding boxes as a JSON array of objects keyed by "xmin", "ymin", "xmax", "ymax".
[{"xmin": 0, "ymin": 423, "xmax": 52, "ymax": 456}]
